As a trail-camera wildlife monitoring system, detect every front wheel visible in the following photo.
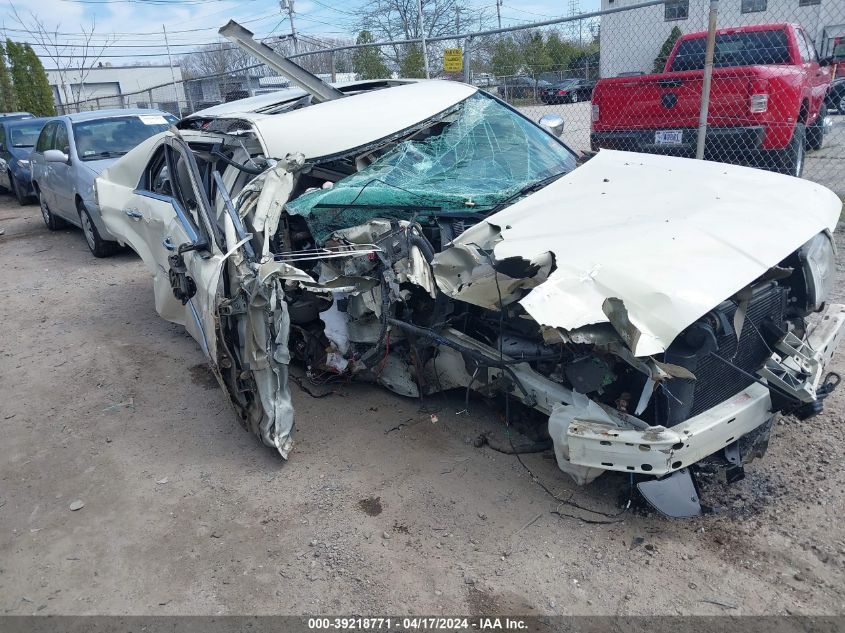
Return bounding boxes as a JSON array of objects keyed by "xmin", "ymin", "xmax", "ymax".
[
  {"xmin": 10, "ymin": 177, "xmax": 30, "ymax": 206},
  {"xmin": 39, "ymin": 189, "xmax": 66, "ymax": 231},
  {"xmin": 79, "ymin": 203, "xmax": 119, "ymax": 258}
]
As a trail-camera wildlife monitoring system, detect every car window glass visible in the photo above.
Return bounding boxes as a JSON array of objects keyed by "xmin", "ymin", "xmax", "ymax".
[
  {"xmin": 9, "ymin": 121, "xmax": 46, "ymax": 148},
  {"xmin": 800, "ymin": 30, "xmax": 818, "ymax": 62},
  {"xmin": 171, "ymin": 150, "xmax": 202, "ymax": 226},
  {"xmin": 35, "ymin": 122, "xmax": 57, "ymax": 153},
  {"xmin": 54, "ymin": 124, "xmax": 70, "ymax": 154},
  {"xmin": 0, "ymin": 127, "xmax": 5, "ymax": 148},
  {"xmin": 795, "ymin": 29, "xmax": 811, "ymax": 62},
  {"xmin": 72, "ymin": 115, "xmax": 171, "ymax": 161},
  {"xmin": 671, "ymin": 29, "xmax": 790, "ymax": 71}
]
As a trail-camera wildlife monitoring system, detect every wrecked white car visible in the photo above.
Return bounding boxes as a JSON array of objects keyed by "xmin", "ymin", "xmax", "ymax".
[{"xmin": 95, "ymin": 23, "xmax": 844, "ymax": 517}]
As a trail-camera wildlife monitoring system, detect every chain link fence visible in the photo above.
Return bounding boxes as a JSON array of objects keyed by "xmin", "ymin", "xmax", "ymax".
[{"xmin": 55, "ymin": 0, "xmax": 844, "ymax": 193}]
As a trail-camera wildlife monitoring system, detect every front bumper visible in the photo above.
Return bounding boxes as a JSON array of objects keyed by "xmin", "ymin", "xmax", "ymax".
[
  {"xmin": 590, "ymin": 126, "xmax": 766, "ymax": 156},
  {"xmin": 559, "ymin": 303, "xmax": 845, "ymax": 480}
]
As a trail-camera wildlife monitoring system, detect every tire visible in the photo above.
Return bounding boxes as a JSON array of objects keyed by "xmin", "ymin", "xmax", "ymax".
[
  {"xmin": 806, "ymin": 105, "xmax": 827, "ymax": 151},
  {"xmin": 9, "ymin": 177, "xmax": 29, "ymax": 206},
  {"xmin": 839, "ymin": 93, "xmax": 845, "ymax": 114},
  {"xmin": 772, "ymin": 123, "xmax": 805, "ymax": 177},
  {"xmin": 79, "ymin": 202, "xmax": 119, "ymax": 258},
  {"xmin": 39, "ymin": 188, "xmax": 66, "ymax": 231},
  {"xmin": 570, "ymin": 92, "xmax": 579, "ymax": 103}
]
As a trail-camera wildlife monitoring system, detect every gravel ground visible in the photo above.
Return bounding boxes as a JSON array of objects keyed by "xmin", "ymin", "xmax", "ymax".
[{"xmin": 0, "ymin": 192, "xmax": 844, "ymax": 616}]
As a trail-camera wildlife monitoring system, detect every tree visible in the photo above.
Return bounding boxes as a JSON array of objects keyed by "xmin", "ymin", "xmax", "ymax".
[
  {"xmin": 356, "ymin": 0, "xmax": 489, "ymax": 74},
  {"xmin": 9, "ymin": 8, "xmax": 113, "ymax": 110},
  {"xmin": 6, "ymin": 41, "xmax": 31, "ymax": 112},
  {"xmin": 518, "ymin": 32, "xmax": 551, "ymax": 77},
  {"xmin": 654, "ymin": 26, "xmax": 682, "ymax": 73},
  {"xmin": 399, "ymin": 44, "xmax": 426, "ymax": 78},
  {"xmin": 0, "ymin": 42, "xmax": 17, "ymax": 112},
  {"xmin": 24, "ymin": 45, "xmax": 56, "ymax": 116},
  {"xmin": 490, "ymin": 37, "xmax": 522, "ymax": 77},
  {"xmin": 545, "ymin": 32, "xmax": 578, "ymax": 76},
  {"xmin": 352, "ymin": 31, "xmax": 390, "ymax": 79}
]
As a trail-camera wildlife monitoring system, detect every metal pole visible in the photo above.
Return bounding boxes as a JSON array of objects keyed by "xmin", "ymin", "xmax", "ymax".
[
  {"xmin": 163, "ymin": 25, "xmax": 183, "ymax": 118},
  {"xmin": 696, "ymin": 0, "xmax": 719, "ymax": 160},
  {"xmin": 463, "ymin": 36, "xmax": 472, "ymax": 83},
  {"xmin": 496, "ymin": 0, "xmax": 502, "ymax": 29},
  {"xmin": 330, "ymin": 51, "xmax": 337, "ymax": 83},
  {"xmin": 417, "ymin": 0, "xmax": 430, "ymax": 78},
  {"xmin": 288, "ymin": 0, "xmax": 298, "ymax": 54}
]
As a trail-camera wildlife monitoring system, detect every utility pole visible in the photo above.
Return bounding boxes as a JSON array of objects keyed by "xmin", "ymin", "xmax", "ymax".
[
  {"xmin": 496, "ymin": 0, "xmax": 502, "ymax": 29},
  {"xmin": 162, "ymin": 24, "xmax": 183, "ymax": 118},
  {"xmin": 281, "ymin": 0, "xmax": 298, "ymax": 54},
  {"xmin": 417, "ymin": 0, "xmax": 430, "ymax": 79}
]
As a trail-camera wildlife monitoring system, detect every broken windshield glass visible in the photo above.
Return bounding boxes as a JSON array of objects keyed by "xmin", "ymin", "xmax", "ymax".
[{"xmin": 284, "ymin": 92, "xmax": 577, "ymax": 242}]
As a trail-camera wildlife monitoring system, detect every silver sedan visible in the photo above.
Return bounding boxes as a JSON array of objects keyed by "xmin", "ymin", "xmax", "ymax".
[{"xmin": 30, "ymin": 108, "xmax": 176, "ymax": 257}]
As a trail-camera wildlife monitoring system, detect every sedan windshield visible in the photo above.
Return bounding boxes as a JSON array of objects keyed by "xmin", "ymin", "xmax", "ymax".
[
  {"xmin": 286, "ymin": 91, "xmax": 577, "ymax": 241},
  {"xmin": 8, "ymin": 121, "xmax": 46, "ymax": 147},
  {"xmin": 72, "ymin": 115, "xmax": 173, "ymax": 161}
]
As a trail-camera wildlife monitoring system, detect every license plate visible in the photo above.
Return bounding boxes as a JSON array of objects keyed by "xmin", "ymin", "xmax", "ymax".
[{"xmin": 655, "ymin": 130, "xmax": 684, "ymax": 145}]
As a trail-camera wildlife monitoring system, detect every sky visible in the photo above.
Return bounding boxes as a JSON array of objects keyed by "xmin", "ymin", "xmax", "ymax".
[{"xmin": 0, "ymin": 0, "xmax": 601, "ymax": 66}]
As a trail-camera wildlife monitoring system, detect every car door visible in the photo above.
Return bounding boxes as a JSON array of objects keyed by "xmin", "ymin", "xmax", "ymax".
[
  {"xmin": 800, "ymin": 29, "xmax": 830, "ymax": 117},
  {"xmin": 0, "ymin": 125, "xmax": 9, "ymax": 190},
  {"xmin": 32, "ymin": 121, "xmax": 58, "ymax": 205},
  {"xmin": 98, "ymin": 136, "xmax": 222, "ymax": 356},
  {"xmin": 50, "ymin": 122, "xmax": 76, "ymax": 221}
]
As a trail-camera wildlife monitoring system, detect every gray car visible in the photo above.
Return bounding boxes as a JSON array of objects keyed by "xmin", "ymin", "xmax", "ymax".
[{"xmin": 30, "ymin": 109, "xmax": 176, "ymax": 257}]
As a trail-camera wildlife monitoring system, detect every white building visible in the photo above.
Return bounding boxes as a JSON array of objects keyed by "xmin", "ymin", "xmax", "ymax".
[
  {"xmin": 599, "ymin": 0, "xmax": 845, "ymax": 78},
  {"xmin": 46, "ymin": 65, "xmax": 186, "ymax": 115}
]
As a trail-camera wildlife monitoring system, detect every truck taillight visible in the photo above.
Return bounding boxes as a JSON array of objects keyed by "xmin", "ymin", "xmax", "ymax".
[
  {"xmin": 749, "ymin": 93, "xmax": 768, "ymax": 113},
  {"xmin": 591, "ymin": 103, "xmax": 600, "ymax": 122}
]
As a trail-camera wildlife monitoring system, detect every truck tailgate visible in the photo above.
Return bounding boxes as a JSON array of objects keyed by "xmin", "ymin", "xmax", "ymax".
[{"xmin": 595, "ymin": 68, "xmax": 757, "ymax": 130}]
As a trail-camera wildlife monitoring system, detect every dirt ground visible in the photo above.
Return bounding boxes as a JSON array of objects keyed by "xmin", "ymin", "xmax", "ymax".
[{"xmin": 1, "ymin": 192, "xmax": 844, "ymax": 617}]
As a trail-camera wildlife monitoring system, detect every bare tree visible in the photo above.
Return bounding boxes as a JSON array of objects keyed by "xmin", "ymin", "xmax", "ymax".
[
  {"xmin": 179, "ymin": 41, "xmax": 257, "ymax": 79},
  {"xmin": 356, "ymin": 0, "xmax": 489, "ymax": 74},
  {"xmin": 9, "ymin": 7, "xmax": 114, "ymax": 112}
]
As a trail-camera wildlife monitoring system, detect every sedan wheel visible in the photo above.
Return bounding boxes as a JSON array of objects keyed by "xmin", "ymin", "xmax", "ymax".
[
  {"xmin": 39, "ymin": 190, "xmax": 65, "ymax": 231},
  {"xmin": 571, "ymin": 92, "xmax": 579, "ymax": 103},
  {"xmin": 839, "ymin": 94, "xmax": 845, "ymax": 114},
  {"xmin": 78, "ymin": 203, "xmax": 119, "ymax": 258}
]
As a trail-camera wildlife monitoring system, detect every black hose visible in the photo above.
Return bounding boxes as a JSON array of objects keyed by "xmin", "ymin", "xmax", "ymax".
[
  {"xmin": 386, "ymin": 317, "xmax": 532, "ymax": 402},
  {"xmin": 212, "ymin": 149, "xmax": 264, "ymax": 176}
]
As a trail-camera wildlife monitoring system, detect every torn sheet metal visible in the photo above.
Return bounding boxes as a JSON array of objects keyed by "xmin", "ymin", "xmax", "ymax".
[{"xmin": 432, "ymin": 150, "xmax": 841, "ymax": 357}]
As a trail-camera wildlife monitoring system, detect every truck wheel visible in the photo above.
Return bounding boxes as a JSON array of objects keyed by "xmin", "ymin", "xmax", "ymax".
[
  {"xmin": 806, "ymin": 105, "xmax": 827, "ymax": 151},
  {"xmin": 774, "ymin": 123, "xmax": 805, "ymax": 177}
]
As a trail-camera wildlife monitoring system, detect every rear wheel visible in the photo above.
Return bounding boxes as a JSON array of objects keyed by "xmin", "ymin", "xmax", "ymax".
[
  {"xmin": 79, "ymin": 202, "xmax": 119, "ymax": 258},
  {"xmin": 570, "ymin": 92, "xmax": 579, "ymax": 103},
  {"xmin": 772, "ymin": 123, "xmax": 805, "ymax": 177},
  {"xmin": 806, "ymin": 105, "xmax": 828, "ymax": 151},
  {"xmin": 39, "ymin": 189, "xmax": 66, "ymax": 231}
]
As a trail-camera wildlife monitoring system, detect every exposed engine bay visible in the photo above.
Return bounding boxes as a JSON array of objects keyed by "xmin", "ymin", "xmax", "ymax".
[{"xmin": 157, "ymin": 84, "xmax": 845, "ymax": 519}]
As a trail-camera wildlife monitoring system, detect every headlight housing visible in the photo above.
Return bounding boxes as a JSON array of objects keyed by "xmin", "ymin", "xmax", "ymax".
[
  {"xmin": 15, "ymin": 159, "xmax": 30, "ymax": 170},
  {"xmin": 799, "ymin": 232, "xmax": 836, "ymax": 312}
]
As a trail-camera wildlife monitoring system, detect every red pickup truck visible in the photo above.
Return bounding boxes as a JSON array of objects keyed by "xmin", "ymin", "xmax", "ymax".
[{"xmin": 590, "ymin": 23, "xmax": 833, "ymax": 176}]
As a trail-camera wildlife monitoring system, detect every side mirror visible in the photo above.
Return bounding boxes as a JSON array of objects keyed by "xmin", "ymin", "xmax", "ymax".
[
  {"xmin": 539, "ymin": 113, "xmax": 565, "ymax": 137},
  {"xmin": 44, "ymin": 149, "xmax": 69, "ymax": 163},
  {"xmin": 818, "ymin": 56, "xmax": 834, "ymax": 67}
]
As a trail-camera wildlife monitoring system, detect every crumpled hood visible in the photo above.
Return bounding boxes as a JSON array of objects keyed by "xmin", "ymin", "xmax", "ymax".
[{"xmin": 433, "ymin": 149, "xmax": 841, "ymax": 357}]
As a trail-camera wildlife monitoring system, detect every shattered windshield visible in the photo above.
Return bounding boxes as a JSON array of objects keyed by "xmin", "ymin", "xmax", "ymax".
[{"xmin": 285, "ymin": 91, "xmax": 577, "ymax": 242}]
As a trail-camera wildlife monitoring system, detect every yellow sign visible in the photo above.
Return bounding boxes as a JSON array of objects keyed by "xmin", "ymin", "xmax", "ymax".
[{"xmin": 444, "ymin": 48, "xmax": 463, "ymax": 72}]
